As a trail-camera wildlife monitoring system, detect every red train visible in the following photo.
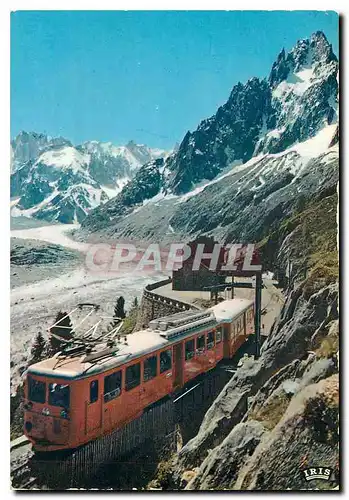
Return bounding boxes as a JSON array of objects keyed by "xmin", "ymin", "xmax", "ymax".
[{"xmin": 23, "ymin": 298, "xmax": 254, "ymax": 452}]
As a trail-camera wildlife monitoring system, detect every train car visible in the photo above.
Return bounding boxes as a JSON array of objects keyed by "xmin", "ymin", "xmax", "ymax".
[{"xmin": 23, "ymin": 298, "xmax": 254, "ymax": 452}]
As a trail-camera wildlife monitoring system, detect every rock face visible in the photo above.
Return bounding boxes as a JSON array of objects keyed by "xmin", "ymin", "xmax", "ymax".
[
  {"xmin": 169, "ymin": 280, "xmax": 339, "ymax": 490},
  {"xmin": 80, "ymin": 31, "xmax": 338, "ymax": 242},
  {"xmin": 81, "ymin": 158, "xmax": 164, "ymax": 232},
  {"xmin": 185, "ymin": 421, "xmax": 267, "ymax": 490},
  {"xmin": 167, "ymin": 31, "xmax": 337, "ymax": 195},
  {"xmin": 10, "ymin": 132, "xmax": 167, "ymax": 224},
  {"xmin": 262, "ymin": 31, "xmax": 338, "ymax": 154},
  {"xmin": 234, "ymin": 374, "xmax": 339, "ymax": 490},
  {"xmin": 166, "ymin": 78, "xmax": 275, "ymax": 195}
]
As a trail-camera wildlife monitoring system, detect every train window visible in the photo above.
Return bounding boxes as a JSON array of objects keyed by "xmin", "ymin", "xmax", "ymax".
[
  {"xmin": 160, "ymin": 350, "xmax": 172, "ymax": 373},
  {"xmin": 196, "ymin": 335, "xmax": 205, "ymax": 354},
  {"xmin": 216, "ymin": 328, "xmax": 222, "ymax": 343},
  {"xmin": 125, "ymin": 363, "xmax": 141, "ymax": 391},
  {"xmin": 28, "ymin": 376, "xmax": 46, "ymax": 404},
  {"xmin": 231, "ymin": 324, "xmax": 236, "ymax": 337},
  {"xmin": 185, "ymin": 339, "xmax": 195, "ymax": 361},
  {"xmin": 49, "ymin": 383, "xmax": 70, "ymax": 409},
  {"xmin": 144, "ymin": 355, "xmax": 157, "ymax": 382},
  {"xmin": 207, "ymin": 331, "xmax": 215, "ymax": 349},
  {"xmin": 104, "ymin": 371, "xmax": 122, "ymax": 402},
  {"xmin": 90, "ymin": 380, "xmax": 99, "ymax": 403}
]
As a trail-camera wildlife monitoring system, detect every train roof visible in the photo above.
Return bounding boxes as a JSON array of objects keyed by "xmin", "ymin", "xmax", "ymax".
[
  {"xmin": 27, "ymin": 298, "xmax": 253, "ymax": 381},
  {"xmin": 211, "ymin": 299, "xmax": 253, "ymax": 322}
]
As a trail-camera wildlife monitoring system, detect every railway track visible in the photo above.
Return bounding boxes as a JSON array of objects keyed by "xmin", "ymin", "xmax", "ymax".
[
  {"xmin": 11, "ymin": 463, "xmax": 38, "ymax": 490},
  {"xmin": 11, "ymin": 448, "xmax": 38, "ymax": 490}
]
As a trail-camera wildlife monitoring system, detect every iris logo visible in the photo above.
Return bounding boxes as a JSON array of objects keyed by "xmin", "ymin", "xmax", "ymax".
[{"xmin": 303, "ymin": 467, "xmax": 333, "ymax": 481}]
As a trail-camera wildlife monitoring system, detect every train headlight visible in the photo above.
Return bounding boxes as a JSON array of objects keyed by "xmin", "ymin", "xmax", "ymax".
[
  {"xmin": 60, "ymin": 410, "xmax": 68, "ymax": 419},
  {"xmin": 42, "ymin": 407, "xmax": 50, "ymax": 416}
]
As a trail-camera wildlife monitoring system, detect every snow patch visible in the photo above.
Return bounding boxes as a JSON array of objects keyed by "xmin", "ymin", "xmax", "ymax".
[
  {"xmin": 11, "ymin": 189, "xmax": 60, "ymax": 217},
  {"xmin": 273, "ymin": 67, "xmax": 314, "ymax": 99},
  {"xmin": 265, "ymin": 126, "xmax": 286, "ymax": 139},
  {"xmin": 177, "ymin": 155, "xmax": 266, "ymax": 203},
  {"xmin": 10, "ymin": 197, "xmax": 21, "ymax": 208},
  {"xmin": 101, "ymin": 177, "xmax": 130, "ymax": 199},
  {"xmin": 11, "ymin": 223, "xmax": 86, "ymax": 252},
  {"xmin": 38, "ymin": 147, "xmax": 91, "ymax": 173},
  {"xmin": 286, "ymin": 124, "xmax": 338, "ymax": 159}
]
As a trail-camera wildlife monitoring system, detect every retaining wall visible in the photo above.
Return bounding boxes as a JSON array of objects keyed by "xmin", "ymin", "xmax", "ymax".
[{"xmin": 136, "ymin": 278, "xmax": 200, "ymax": 329}]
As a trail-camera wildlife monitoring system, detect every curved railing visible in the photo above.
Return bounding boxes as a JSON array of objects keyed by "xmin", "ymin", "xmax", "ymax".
[{"xmin": 144, "ymin": 278, "xmax": 201, "ymax": 311}]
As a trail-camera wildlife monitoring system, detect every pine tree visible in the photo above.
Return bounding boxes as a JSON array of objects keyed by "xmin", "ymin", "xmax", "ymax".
[
  {"xmin": 49, "ymin": 311, "xmax": 74, "ymax": 355},
  {"xmin": 28, "ymin": 331, "xmax": 46, "ymax": 365},
  {"xmin": 113, "ymin": 296, "xmax": 126, "ymax": 325},
  {"xmin": 119, "ymin": 296, "xmax": 139, "ymax": 335}
]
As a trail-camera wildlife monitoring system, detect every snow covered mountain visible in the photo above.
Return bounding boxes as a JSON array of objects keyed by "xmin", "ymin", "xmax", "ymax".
[
  {"xmin": 164, "ymin": 31, "xmax": 337, "ymax": 195},
  {"xmin": 10, "ymin": 133, "xmax": 167, "ymax": 223},
  {"xmin": 80, "ymin": 31, "xmax": 338, "ymax": 242},
  {"xmin": 10, "ymin": 131, "xmax": 71, "ymax": 173}
]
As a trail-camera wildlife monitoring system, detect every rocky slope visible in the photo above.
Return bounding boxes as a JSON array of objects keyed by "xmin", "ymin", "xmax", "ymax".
[
  {"xmin": 80, "ymin": 124, "xmax": 338, "ymax": 245},
  {"xmin": 10, "ymin": 237, "xmax": 83, "ymax": 288},
  {"xmin": 10, "ymin": 132, "xmax": 167, "ymax": 223},
  {"xmin": 148, "ymin": 162, "xmax": 339, "ymax": 490},
  {"xmin": 141, "ymin": 32, "xmax": 339, "ymax": 485},
  {"xmin": 150, "ymin": 265, "xmax": 339, "ymax": 490},
  {"xmin": 80, "ymin": 31, "xmax": 338, "ymax": 241},
  {"xmin": 11, "ymin": 238, "xmax": 80, "ymax": 266}
]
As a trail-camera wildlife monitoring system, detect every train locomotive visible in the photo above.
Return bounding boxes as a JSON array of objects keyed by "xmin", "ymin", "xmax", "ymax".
[{"xmin": 23, "ymin": 298, "xmax": 254, "ymax": 453}]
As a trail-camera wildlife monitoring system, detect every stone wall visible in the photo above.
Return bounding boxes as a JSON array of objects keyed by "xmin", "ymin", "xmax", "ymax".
[{"xmin": 136, "ymin": 278, "xmax": 199, "ymax": 330}]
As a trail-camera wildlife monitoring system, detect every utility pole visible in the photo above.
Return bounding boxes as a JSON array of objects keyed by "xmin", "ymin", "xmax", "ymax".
[{"xmin": 254, "ymin": 273, "xmax": 263, "ymax": 359}]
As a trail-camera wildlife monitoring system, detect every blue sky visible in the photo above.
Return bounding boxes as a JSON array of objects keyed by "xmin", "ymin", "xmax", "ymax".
[{"xmin": 11, "ymin": 11, "xmax": 339, "ymax": 149}]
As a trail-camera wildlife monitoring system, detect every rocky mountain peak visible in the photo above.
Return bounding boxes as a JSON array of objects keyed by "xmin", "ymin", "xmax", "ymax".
[
  {"xmin": 11, "ymin": 132, "xmax": 167, "ymax": 224},
  {"xmin": 269, "ymin": 31, "xmax": 336, "ymax": 88},
  {"xmin": 268, "ymin": 48, "xmax": 289, "ymax": 89},
  {"xmin": 129, "ymin": 31, "xmax": 338, "ymax": 198},
  {"xmin": 125, "ymin": 140, "xmax": 137, "ymax": 148},
  {"xmin": 11, "ymin": 131, "xmax": 72, "ymax": 172},
  {"xmin": 310, "ymin": 30, "xmax": 337, "ymax": 62}
]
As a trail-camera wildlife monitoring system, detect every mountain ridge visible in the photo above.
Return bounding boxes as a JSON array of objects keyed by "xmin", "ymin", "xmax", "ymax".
[
  {"xmin": 79, "ymin": 30, "xmax": 338, "ymax": 243},
  {"xmin": 10, "ymin": 131, "xmax": 168, "ymax": 223}
]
